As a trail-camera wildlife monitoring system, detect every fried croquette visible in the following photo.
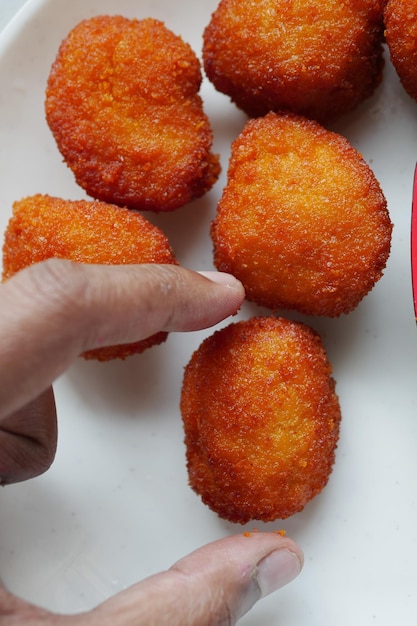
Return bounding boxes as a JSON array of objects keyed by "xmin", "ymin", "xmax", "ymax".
[
  {"xmin": 45, "ymin": 16, "xmax": 220, "ymax": 212},
  {"xmin": 203, "ymin": 0, "xmax": 385, "ymax": 122},
  {"xmin": 211, "ymin": 112, "xmax": 392, "ymax": 317},
  {"xmin": 2, "ymin": 194, "xmax": 178, "ymax": 361},
  {"xmin": 180, "ymin": 316, "xmax": 341, "ymax": 523},
  {"xmin": 384, "ymin": 0, "xmax": 417, "ymax": 102}
]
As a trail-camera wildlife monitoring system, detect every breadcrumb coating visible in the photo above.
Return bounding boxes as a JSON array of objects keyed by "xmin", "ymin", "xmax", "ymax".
[
  {"xmin": 203, "ymin": 0, "xmax": 385, "ymax": 122},
  {"xmin": 211, "ymin": 111, "xmax": 392, "ymax": 317},
  {"xmin": 2, "ymin": 194, "xmax": 178, "ymax": 360},
  {"xmin": 181, "ymin": 316, "xmax": 341, "ymax": 522},
  {"xmin": 45, "ymin": 16, "xmax": 220, "ymax": 211},
  {"xmin": 384, "ymin": 0, "xmax": 417, "ymax": 101}
]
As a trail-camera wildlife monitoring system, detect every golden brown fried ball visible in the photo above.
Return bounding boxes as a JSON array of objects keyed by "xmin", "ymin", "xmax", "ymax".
[
  {"xmin": 181, "ymin": 316, "xmax": 341, "ymax": 523},
  {"xmin": 211, "ymin": 112, "xmax": 392, "ymax": 317},
  {"xmin": 384, "ymin": 0, "xmax": 417, "ymax": 101},
  {"xmin": 45, "ymin": 16, "xmax": 220, "ymax": 212},
  {"xmin": 203, "ymin": 0, "xmax": 385, "ymax": 123},
  {"xmin": 2, "ymin": 194, "xmax": 178, "ymax": 360}
]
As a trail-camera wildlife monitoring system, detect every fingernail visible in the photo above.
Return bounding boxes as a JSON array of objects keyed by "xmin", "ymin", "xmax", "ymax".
[
  {"xmin": 257, "ymin": 549, "xmax": 302, "ymax": 597},
  {"xmin": 238, "ymin": 548, "xmax": 302, "ymax": 620},
  {"xmin": 197, "ymin": 270, "xmax": 242, "ymax": 288}
]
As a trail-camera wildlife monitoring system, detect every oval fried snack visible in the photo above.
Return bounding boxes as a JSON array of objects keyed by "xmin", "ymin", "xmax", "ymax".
[
  {"xmin": 203, "ymin": 0, "xmax": 385, "ymax": 122},
  {"xmin": 45, "ymin": 16, "xmax": 220, "ymax": 211},
  {"xmin": 181, "ymin": 316, "xmax": 341, "ymax": 523},
  {"xmin": 2, "ymin": 194, "xmax": 178, "ymax": 361},
  {"xmin": 211, "ymin": 112, "xmax": 393, "ymax": 317},
  {"xmin": 384, "ymin": 0, "xmax": 417, "ymax": 102}
]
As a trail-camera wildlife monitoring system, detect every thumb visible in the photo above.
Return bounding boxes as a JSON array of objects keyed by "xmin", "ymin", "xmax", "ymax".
[{"xmin": 87, "ymin": 532, "xmax": 303, "ymax": 626}]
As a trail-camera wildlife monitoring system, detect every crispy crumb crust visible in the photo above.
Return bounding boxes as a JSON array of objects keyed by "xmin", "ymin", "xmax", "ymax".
[
  {"xmin": 211, "ymin": 111, "xmax": 392, "ymax": 317},
  {"xmin": 203, "ymin": 0, "xmax": 385, "ymax": 122},
  {"xmin": 181, "ymin": 316, "xmax": 341, "ymax": 523},
  {"xmin": 45, "ymin": 16, "xmax": 220, "ymax": 211},
  {"xmin": 384, "ymin": 0, "xmax": 417, "ymax": 101},
  {"xmin": 2, "ymin": 194, "xmax": 178, "ymax": 360}
]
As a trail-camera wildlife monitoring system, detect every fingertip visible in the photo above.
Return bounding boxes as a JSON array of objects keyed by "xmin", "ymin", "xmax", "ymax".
[
  {"xmin": 162, "ymin": 268, "xmax": 245, "ymax": 332},
  {"xmin": 234, "ymin": 532, "xmax": 303, "ymax": 620},
  {"xmin": 256, "ymin": 545, "xmax": 303, "ymax": 597},
  {"xmin": 171, "ymin": 531, "xmax": 303, "ymax": 624},
  {"xmin": 196, "ymin": 270, "xmax": 245, "ymax": 318},
  {"xmin": 197, "ymin": 270, "xmax": 244, "ymax": 291},
  {"xmin": 231, "ymin": 530, "xmax": 304, "ymax": 591}
]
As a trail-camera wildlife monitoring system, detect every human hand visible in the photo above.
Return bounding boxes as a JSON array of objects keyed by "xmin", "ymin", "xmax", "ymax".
[
  {"xmin": 0, "ymin": 259, "xmax": 246, "ymax": 483},
  {"xmin": 0, "ymin": 530, "xmax": 302, "ymax": 625},
  {"xmin": 0, "ymin": 259, "xmax": 303, "ymax": 624}
]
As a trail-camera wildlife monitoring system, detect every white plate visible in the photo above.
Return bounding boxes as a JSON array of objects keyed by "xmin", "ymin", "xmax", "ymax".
[{"xmin": 1, "ymin": 1, "xmax": 417, "ymax": 623}]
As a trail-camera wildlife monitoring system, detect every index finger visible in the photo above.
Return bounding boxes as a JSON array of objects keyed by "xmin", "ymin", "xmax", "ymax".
[{"xmin": 0, "ymin": 260, "xmax": 244, "ymax": 419}]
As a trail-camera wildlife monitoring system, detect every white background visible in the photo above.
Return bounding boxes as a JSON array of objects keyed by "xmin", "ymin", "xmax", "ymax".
[{"xmin": 1, "ymin": 1, "xmax": 417, "ymax": 625}]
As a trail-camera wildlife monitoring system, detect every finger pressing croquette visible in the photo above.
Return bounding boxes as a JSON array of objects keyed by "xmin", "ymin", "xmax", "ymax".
[{"xmin": 2, "ymin": 194, "xmax": 178, "ymax": 360}]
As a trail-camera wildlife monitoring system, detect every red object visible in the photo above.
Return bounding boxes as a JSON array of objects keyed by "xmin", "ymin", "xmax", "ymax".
[{"xmin": 412, "ymin": 164, "xmax": 417, "ymax": 320}]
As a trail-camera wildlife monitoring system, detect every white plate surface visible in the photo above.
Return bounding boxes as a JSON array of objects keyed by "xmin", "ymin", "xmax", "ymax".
[{"xmin": 0, "ymin": 1, "xmax": 417, "ymax": 624}]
